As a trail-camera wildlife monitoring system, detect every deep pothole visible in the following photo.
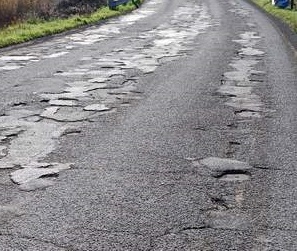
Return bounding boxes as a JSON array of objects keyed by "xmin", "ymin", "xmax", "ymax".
[
  {"xmin": 198, "ymin": 157, "xmax": 253, "ymax": 182},
  {"xmin": 213, "ymin": 169, "xmax": 251, "ymax": 181}
]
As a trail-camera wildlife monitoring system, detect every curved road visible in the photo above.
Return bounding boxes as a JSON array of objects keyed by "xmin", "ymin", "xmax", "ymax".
[{"xmin": 0, "ymin": 0, "xmax": 296, "ymax": 250}]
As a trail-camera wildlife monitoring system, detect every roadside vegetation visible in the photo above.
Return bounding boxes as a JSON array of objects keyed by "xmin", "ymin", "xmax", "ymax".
[
  {"xmin": 252, "ymin": 0, "xmax": 297, "ymax": 32},
  {"xmin": 0, "ymin": 0, "xmax": 140, "ymax": 48}
]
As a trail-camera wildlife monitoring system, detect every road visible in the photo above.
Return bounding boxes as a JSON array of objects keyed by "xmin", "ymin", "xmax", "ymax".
[{"xmin": 0, "ymin": 0, "xmax": 296, "ymax": 250}]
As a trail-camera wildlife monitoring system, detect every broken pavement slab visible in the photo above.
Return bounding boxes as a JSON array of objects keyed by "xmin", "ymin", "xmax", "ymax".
[
  {"xmin": 0, "ymin": 162, "xmax": 16, "ymax": 169},
  {"xmin": 0, "ymin": 126, "xmax": 25, "ymax": 137},
  {"xmin": 197, "ymin": 157, "xmax": 253, "ymax": 179},
  {"xmin": 19, "ymin": 179, "xmax": 55, "ymax": 192},
  {"xmin": 41, "ymin": 106, "xmax": 93, "ymax": 122},
  {"xmin": 239, "ymin": 47, "xmax": 265, "ymax": 56},
  {"xmin": 40, "ymin": 106, "xmax": 60, "ymax": 118},
  {"xmin": 83, "ymin": 104, "xmax": 111, "ymax": 112},
  {"xmin": 49, "ymin": 99, "xmax": 78, "ymax": 107},
  {"xmin": 0, "ymin": 55, "xmax": 38, "ymax": 61},
  {"xmin": 217, "ymin": 85, "xmax": 253, "ymax": 97},
  {"xmin": 10, "ymin": 163, "xmax": 72, "ymax": 185}
]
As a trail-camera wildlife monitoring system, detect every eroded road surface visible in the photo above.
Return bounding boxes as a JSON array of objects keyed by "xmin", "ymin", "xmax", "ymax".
[{"xmin": 0, "ymin": 0, "xmax": 297, "ymax": 250}]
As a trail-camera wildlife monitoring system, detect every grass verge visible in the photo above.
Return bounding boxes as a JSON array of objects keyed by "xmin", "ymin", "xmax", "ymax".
[
  {"xmin": 252, "ymin": 0, "xmax": 297, "ymax": 32},
  {"xmin": 0, "ymin": 1, "xmax": 139, "ymax": 48}
]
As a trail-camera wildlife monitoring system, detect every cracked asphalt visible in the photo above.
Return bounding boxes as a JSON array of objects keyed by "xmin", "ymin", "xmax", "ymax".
[{"xmin": 0, "ymin": 0, "xmax": 297, "ymax": 250}]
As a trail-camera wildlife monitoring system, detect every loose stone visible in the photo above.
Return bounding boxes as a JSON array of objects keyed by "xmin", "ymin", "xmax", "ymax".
[
  {"xmin": 0, "ymin": 136, "xmax": 7, "ymax": 142},
  {"xmin": 0, "ymin": 146, "xmax": 7, "ymax": 158}
]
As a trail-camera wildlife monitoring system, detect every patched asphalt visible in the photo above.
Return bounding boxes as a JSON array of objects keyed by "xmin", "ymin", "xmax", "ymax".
[{"xmin": 0, "ymin": 0, "xmax": 296, "ymax": 250}]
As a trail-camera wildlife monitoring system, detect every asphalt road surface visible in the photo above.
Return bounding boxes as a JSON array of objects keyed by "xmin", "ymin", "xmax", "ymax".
[{"xmin": 0, "ymin": 0, "xmax": 296, "ymax": 250}]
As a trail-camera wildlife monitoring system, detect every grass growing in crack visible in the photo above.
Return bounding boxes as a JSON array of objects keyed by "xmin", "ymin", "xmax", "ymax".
[
  {"xmin": 252, "ymin": 0, "xmax": 297, "ymax": 32},
  {"xmin": 0, "ymin": 1, "xmax": 138, "ymax": 48}
]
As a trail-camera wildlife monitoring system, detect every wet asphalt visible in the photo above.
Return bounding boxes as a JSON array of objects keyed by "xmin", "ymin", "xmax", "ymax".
[{"xmin": 0, "ymin": 0, "xmax": 297, "ymax": 250}]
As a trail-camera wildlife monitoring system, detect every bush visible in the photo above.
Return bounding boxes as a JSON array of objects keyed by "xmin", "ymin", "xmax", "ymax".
[
  {"xmin": 0, "ymin": 0, "xmax": 54, "ymax": 27},
  {"xmin": 55, "ymin": 0, "xmax": 107, "ymax": 17},
  {"xmin": 0, "ymin": 0, "xmax": 107, "ymax": 28}
]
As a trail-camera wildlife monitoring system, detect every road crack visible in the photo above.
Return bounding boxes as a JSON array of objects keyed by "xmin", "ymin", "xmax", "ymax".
[{"xmin": 0, "ymin": 232, "xmax": 71, "ymax": 250}]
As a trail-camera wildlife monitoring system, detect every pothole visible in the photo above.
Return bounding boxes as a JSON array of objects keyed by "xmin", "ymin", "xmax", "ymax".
[
  {"xmin": 214, "ymin": 170, "xmax": 251, "ymax": 181},
  {"xmin": 210, "ymin": 197, "xmax": 230, "ymax": 209},
  {"xmin": 219, "ymin": 29, "xmax": 266, "ymax": 121},
  {"xmin": 199, "ymin": 157, "xmax": 253, "ymax": 180},
  {"xmin": 205, "ymin": 211, "xmax": 249, "ymax": 230},
  {"xmin": 229, "ymin": 141, "xmax": 241, "ymax": 146},
  {"xmin": 12, "ymin": 102, "xmax": 27, "ymax": 107},
  {"xmin": 83, "ymin": 104, "xmax": 111, "ymax": 112},
  {"xmin": 10, "ymin": 163, "xmax": 72, "ymax": 185},
  {"xmin": 234, "ymin": 109, "xmax": 261, "ymax": 118},
  {"xmin": 61, "ymin": 128, "xmax": 82, "ymax": 136}
]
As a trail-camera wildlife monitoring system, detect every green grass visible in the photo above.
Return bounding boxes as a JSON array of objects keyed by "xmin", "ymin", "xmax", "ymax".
[
  {"xmin": 0, "ymin": 1, "xmax": 139, "ymax": 48},
  {"xmin": 252, "ymin": 0, "xmax": 297, "ymax": 32}
]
